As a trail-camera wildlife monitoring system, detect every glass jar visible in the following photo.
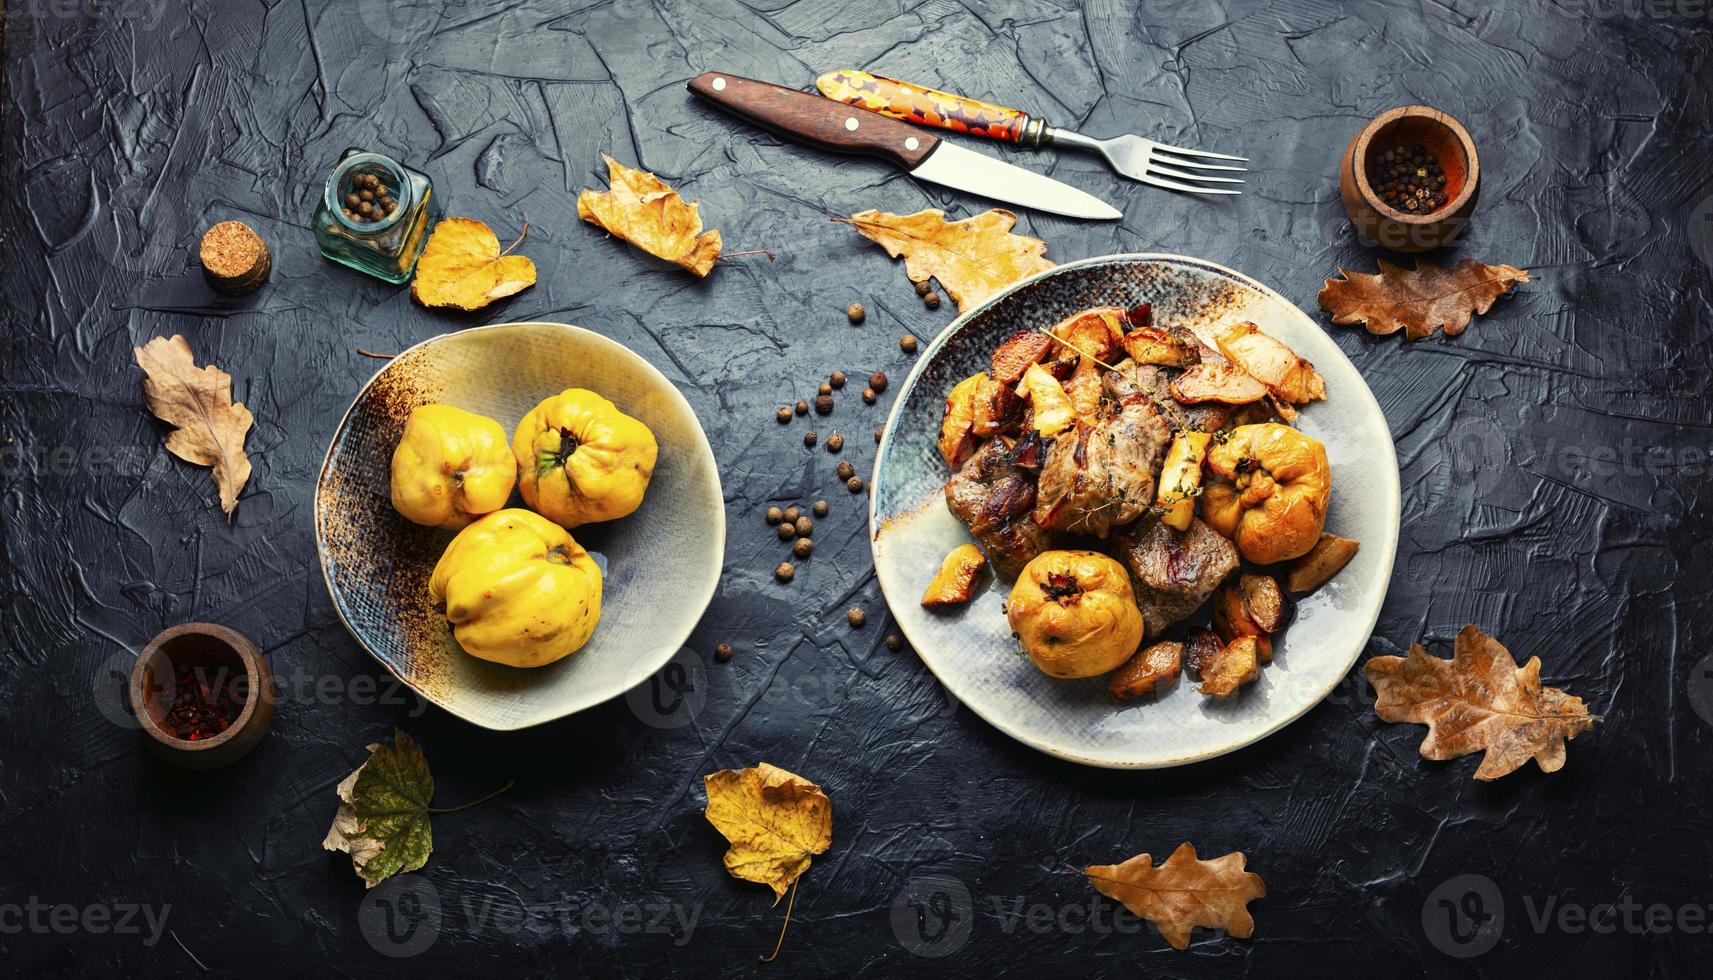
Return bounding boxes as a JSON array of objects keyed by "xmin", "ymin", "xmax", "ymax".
[{"xmin": 313, "ymin": 148, "xmax": 439, "ymax": 284}]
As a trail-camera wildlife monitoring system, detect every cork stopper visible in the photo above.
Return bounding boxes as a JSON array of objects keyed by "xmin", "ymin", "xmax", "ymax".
[{"xmin": 199, "ymin": 221, "xmax": 270, "ymax": 295}]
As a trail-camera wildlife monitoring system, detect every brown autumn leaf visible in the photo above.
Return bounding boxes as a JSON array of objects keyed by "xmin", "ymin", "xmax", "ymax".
[
  {"xmin": 1086, "ymin": 842, "xmax": 1266, "ymax": 950},
  {"xmin": 411, "ymin": 217, "xmax": 536, "ymax": 310},
  {"xmin": 841, "ymin": 208, "xmax": 1054, "ymax": 313},
  {"xmin": 579, "ymin": 154, "xmax": 722, "ymax": 276},
  {"xmin": 1365, "ymin": 624, "xmax": 1599, "ymax": 781},
  {"xmin": 1319, "ymin": 258, "xmax": 1528, "ymax": 340},
  {"xmin": 133, "ymin": 335, "xmax": 253, "ymax": 517},
  {"xmin": 703, "ymin": 762, "xmax": 832, "ymax": 904}
]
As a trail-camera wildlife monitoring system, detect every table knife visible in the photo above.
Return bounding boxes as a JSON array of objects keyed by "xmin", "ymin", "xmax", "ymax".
[{"xmin": 687, "ymin": 71, "xmax": 1121, "ymax": 221}]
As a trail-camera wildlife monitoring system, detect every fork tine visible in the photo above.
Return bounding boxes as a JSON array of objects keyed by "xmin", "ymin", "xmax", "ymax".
[
  {"xmin": 1137, "ymin": 172, "xmax": 1241, "ymax": 196},
  {"xmin": 1149, "ymin": 141, "xmax": 1247, "ymax": 162},
  {"xmin": 1148, "ymin": 161, "xmax": 1245, "ymax": 185},
  {"xmin": 1148, "ymin": 152, "xmax": 1247, "ymax": 173}
]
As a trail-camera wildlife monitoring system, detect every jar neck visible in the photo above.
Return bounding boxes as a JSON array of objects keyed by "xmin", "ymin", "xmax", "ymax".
[{"xmin": 325, "ymin": 151, "xmax": 414, "ymax": 233}]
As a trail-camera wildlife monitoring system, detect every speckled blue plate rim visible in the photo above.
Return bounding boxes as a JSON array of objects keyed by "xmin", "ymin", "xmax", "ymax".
[
  {"xmin": 313, "ymin": 321, "xmax": 726, "ymax": 730},
  {"xmin": 866, "ymin": 253, "xmax": 1401, "ymax": 769}
]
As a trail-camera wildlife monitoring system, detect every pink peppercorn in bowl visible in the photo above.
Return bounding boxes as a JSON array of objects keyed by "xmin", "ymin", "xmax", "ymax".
[{"xmin": 128, "ymin": 623, "xmax": 275, "ymax": 769}]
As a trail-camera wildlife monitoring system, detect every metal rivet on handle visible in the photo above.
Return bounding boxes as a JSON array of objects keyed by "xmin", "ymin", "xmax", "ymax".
[
  {"xmin": 844, "ymin": 117, "xmax": 859, "ymax": 131},
  {"xmin": 905, "ymin": 137, "xmax": 920, "ymax": 151},
  {"xmin": 712, "ymin": 77, "xmax": 726, "ymax": 91}
]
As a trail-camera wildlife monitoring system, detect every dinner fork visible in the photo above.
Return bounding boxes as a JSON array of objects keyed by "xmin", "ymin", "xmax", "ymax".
[{"xmin": 816, "ymin": 70, "xmax": 1246, "ymax": 195}]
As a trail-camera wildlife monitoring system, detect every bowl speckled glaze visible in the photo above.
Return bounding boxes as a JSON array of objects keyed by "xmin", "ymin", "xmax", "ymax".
[
  {"xmin": 869, "ymin": 255, "xmax": 1400, "ymax": 769},
  {"xmin": 315, "ymin": 322, "xmax": 724, "ymax": 730}
]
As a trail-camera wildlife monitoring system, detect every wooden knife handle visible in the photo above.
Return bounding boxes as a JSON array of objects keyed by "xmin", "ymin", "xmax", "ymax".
[
  {"xmin": 688, "ymin": 71, "xmax": 939, "ymax": 170},
  {"xmin": 815, "ymin": 69, "xmax": 1032, "ymax": 143}
]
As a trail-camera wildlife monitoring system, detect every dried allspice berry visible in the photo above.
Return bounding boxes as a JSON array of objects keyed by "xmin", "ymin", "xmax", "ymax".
[
  {"xmin": 900, "ymin": 335, "xmax": 918, "ymax": 354},
  {"xmin": 795, "ymin": 399, "xmax": 810, "ymax": 416},
  {"xmin": 818, "ymin": 382, "xmax": 833, "ymax": 397},
  {"xmin": 783, "ymin": 507, "xmax": 801, "ymax": 523},
  {"xmin": 914, "ymin": 279, "xmax": 932, "ymax": 296},
  {"xmin": 715, "ymin": 643, "xmax": 733, "ymax": 663},
  {"xmin": 835, "ymin": 460, "xmax": 855, "ymax": 480},
  {"xmin": 793, "ymin": 537, "xmax": 813, "ymax": 558},
  {"xmin": 861, "ymin": 387, "xmax": 877, "ymax": 404},
  {"xmin": 869, "ymin": 372, "xmax": 888, "ymax": 393},
  {"xmin": 826, "ymin": 433, "xmax": 844, "ymax": 453},
  {"xmin": 885, "ymin": 634, "xmax": 902, "ymax": 651},
  {"xmin": 776, "ymin": 406, "xmax": 793, "ymax": 424},
  {"xmin": 815, "ymin": 395, "xmax": 834, "ymax": 415},
  {"xmin": 846, "ymin": 475, "xmax": 864, "ymax": 492},
  {"xmin": 775, "ymin": 562, "xmax": 795, "ymax": 582},
  {"xmin": 874, "ymin": 426, "xmax": 884, "ymax": 443},
  {"xmin": 847, "ymin": 607, "xmax": 866, "ymax": 628},
  {"xmin": 777, "ymin": 523, "xmax": 796, "ymax": 541},
  {"xmin": 803, "ymin": 430, "xmax": 818, "ymax": 448},
  {"xmin": 847, "ymin": 303, "xmax": 865, "ymax": 324},
  {"xmin": 923, "ymin": 291, "xmax": 941, "ymax": 309},
  {"xmin": 829, "ymin": 371, "xmax": 846, "ymax": 389},
  {"xmin": 765, "ymin": 506, "xmax": 783, "ymax": 525},
  {"xmin": 812, "ymin": 499, "xmax": 829, "ymax": 517}
]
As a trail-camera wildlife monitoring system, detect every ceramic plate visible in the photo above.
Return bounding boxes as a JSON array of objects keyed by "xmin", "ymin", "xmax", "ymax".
[
  {"xmin": 315, "ymin": 322, "xmax": 724, "ymax": 730},
  {"xmin": 869, "ymin": 255, "xmax": 1399, "ymax": 769}
]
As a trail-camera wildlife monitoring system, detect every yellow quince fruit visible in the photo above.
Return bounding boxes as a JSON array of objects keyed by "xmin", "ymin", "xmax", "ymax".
[
  {"xmin": 390, "ymin": 404, "xmax": 516, "ymax": 530},
  {"xmin": 513, "ymin": 389, "xmax": 657, "ymax": 527}
]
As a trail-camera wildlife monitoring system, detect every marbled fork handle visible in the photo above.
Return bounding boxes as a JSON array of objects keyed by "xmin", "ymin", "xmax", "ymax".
[{"xmin": 816, "ymin": 69, "xmax": 1044, "ymax": 145}]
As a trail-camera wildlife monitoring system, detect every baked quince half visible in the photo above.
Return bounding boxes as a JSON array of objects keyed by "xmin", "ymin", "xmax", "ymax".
[{"xmin": 1202, "ymin": 423, "xmax": 1331, "ymax": 564}]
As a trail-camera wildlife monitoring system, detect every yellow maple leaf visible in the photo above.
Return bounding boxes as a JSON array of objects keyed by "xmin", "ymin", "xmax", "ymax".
[
  {"xmin": 703, "ymin": 762, "xmax": 832, "ymax": 904},
  {"xmin": 842, "ymin": 208, "xmax": 1054, "ymax": 312},
  {"xmin": 578, "ymin": 154, "xmax": 722, "ymax": 277},
  {"xmin": 410, "ymin": 217, "xmax": 537, "ymax": 310}
]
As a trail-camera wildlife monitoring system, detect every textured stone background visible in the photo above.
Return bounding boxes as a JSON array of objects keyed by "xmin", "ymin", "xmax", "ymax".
[{"xmin": 3, "ymin": 0, "xmax": 1711, "ymax": 975}]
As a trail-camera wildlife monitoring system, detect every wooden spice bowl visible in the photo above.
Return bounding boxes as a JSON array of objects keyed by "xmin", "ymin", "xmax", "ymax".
[
  {"xmin": 1339, "ymin": 105, "xmax": 1479, "ymax": 253},
  {"xmin": 129, "ymin": 623, "xmax": 275, "ymax": 769}
]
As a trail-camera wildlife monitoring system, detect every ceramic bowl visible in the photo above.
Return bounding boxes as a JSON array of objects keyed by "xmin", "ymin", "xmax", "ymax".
[
  {"xmin": 315, "ymin": 322, "xmax": 725, "ymax": 730},
  {"xmin": 130, "ymin": 623, "xmax": 275, "ymax": 768},
  {"xmin": 869, "ymin": 255, "xmax": 1400, "ymax": 769},
  {"xmin": 1339, "ymin": 105, "xmax": 1480, "ymax": 253}
]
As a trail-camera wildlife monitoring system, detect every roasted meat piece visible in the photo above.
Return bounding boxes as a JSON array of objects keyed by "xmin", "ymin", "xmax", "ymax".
[
  {"xmin": 944, "ymin": 437, "xmax": 1055, "ymax": 579},
  {"xmin": 1033, "ymin": 395, "xmax": 1170, "ymax": 538},
  {"xmin": 1114, "ymin": 515, "xmax": 1239, "ymax": 637}
]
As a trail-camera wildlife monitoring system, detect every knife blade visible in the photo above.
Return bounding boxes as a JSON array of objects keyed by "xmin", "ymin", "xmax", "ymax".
[{"xmin": 687, "ymin": 71, "xmax": 1120, "ymax": 221}]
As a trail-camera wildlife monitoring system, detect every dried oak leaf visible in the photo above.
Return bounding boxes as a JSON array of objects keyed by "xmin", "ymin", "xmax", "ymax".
[
  {"xmin": 323, "ymin": 729, "xmax": 435, "ymax": 888},
  {"xmin": 841, "ymin": 208, "xmax": 1054, "ymax": 313},
  {"xmin": 134, "ymin": 335, "xmax": 253, "ymax": 517},
  {"xmin": 578, "ymin": 154, "xmax": 722, "ymax": 276},
  {"xmin": 1365, "ymin": 624, "xmax": 1599, "ymax": 781},
  {"xmin": 703, "ymin": 762, "xmax": 832, "ymax": 903},
  {"xmin": 1319, "ymin": 258, "xmax": 1528, "ymax": 340},
  {"xmin": 1086, "ymin": 842, "xmax": 1266, "ymax": 950},
  {"xmin": 411, "ymin": 217, "xmax": 537, "ymax": 310}
]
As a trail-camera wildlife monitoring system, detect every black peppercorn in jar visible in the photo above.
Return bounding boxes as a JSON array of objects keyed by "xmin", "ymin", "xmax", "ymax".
[{"xmin": 313, "ymin": 148, "xmax": 439, "ymax": 283}]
